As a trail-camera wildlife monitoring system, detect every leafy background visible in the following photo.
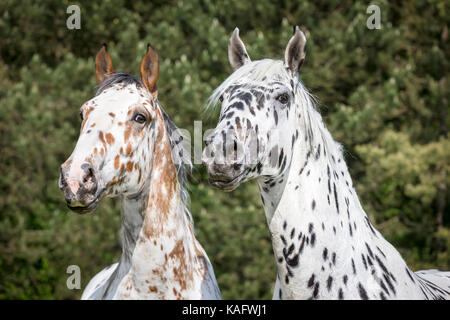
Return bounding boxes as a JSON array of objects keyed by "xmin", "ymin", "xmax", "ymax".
[{"xmin": 0, "ymin": 0, "xmax": 448, "ymax": 299}]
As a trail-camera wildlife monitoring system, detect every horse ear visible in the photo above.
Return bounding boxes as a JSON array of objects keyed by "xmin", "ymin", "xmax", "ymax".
[
  {"xmin": 228, "ymin": 27, "xmax": 251, "ymax": 71},
  {"xmin": 284, "ymin": 26, "xmax": 307, "ymax": 74},
  {"xmin": 140, "ymin": 43, "xmax": 159, "ymax": 97},
  {"xmin": 95, "ymin": 44, "xmax": 114, "ymax": 84}
]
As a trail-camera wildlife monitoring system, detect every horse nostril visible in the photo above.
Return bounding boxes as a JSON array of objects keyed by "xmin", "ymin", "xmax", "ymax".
[
  {"xmin": 83, "ymin": 168, "xmax": 94, "ymax": 183},
  {"xmin": 80, "ymin": 164, "xmax": 97, "ymax": 194},
  {"xmin": 233, "ymin": 163, "xmax": 243, "ymax": 171}
]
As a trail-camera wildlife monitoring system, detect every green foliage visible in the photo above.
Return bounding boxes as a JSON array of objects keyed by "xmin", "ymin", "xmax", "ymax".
[{"xmin": 0, "ymin": 0, "xmax": 448, "ymax": 299}]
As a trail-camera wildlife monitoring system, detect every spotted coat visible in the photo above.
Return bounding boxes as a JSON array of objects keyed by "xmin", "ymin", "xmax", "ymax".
[
  {"xmin": 202, "ymin": 27, "xmax": 450, "ymax": 300},
  {"xmin": 60, "ymin": 46, "xmax": 221, "ymax": 300}
]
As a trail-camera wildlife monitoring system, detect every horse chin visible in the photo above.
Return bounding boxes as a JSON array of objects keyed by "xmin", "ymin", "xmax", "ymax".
[
  {"xmin": 208, "ymin": 175, "xmax": 243, "ymax": 192},
  {"xmin": 66, "ymin": 190, "xmax": 104, "ymax": 215},
  {"xmin": 67, "ymin": 201, "xmax": 98, "ymax": 215},
  {"xmin": 66, "ymin": 188, "xmax": 107, "ymax": 214}
]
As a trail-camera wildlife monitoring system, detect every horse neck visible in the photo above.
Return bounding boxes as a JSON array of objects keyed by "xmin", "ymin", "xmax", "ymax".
[
  {"xmin": 258, "ymin": 111, "xmax": 415, "ymax": 298},
  {"xmin": 106, "ymin": 114, "xmax": 204, "ymax": 299}
]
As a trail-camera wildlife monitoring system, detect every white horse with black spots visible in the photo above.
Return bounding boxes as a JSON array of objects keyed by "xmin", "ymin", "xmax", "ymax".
[
  {"xmin": 202, "ymin": 26, "xmax": 450, "ymax": 300},
  {"xmin": 59, "ymin": 44, "xmax": 221, "ymax": 299}
]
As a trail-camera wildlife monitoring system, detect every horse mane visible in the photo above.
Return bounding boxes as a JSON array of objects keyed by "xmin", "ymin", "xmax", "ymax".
[
  {"xmin": 206, "ymin": 59, "xmax": 286, "ymax": 110},
  {"xmin": 96, "ymin": 73, "xmax": 194, "ymax": 228},
  {"xmin": 206, "ymin": 59, "xmax": 344, "ymax": 170},
  {"xmin": 159, "ymin": 104, "xmax": 194, "ymax": 228}
]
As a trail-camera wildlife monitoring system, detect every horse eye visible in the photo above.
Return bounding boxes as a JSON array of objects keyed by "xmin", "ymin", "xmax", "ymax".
[
  {"xmin": 79, "ymin": 111, "xmax": 84, "ymax": 121},
  {"xmin": 133, "ymin": 113, "xmax": 147, "ymax": 124},
  {"xmin": 219, "ymin": 95, "xmax": 224, "ymax": 102},
  {"xmin": 276, "ymin": 93, "xmax": 289, "ymax": 104}
]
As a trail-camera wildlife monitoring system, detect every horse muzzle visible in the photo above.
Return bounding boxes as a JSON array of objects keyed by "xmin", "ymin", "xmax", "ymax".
[
  {"xmin": 203, "ymin": 161, "xmax": 248, "ymax": 192},
  {"xmin": 59, "ymin": 160, "xmax": 103, "ymax": 214}
]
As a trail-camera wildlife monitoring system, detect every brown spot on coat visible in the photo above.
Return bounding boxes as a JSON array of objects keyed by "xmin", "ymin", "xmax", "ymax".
[
  {"xmin": 126, "ymin": 143, "xmax": 132, "ymax": 155},
  {"xmin": 124, "ymin": 124, "xmax": 132, "ymax": 143},
  {"xmin": 138, "ymin": 169, "xmax": 142, "ymax": 183},
  {"xmin": 99, "ymin": 131, "xmax": 107, "ymax": 148},
  {"xmin": 106, "ymin": 133, "xmax": 115, "ymax": 145},
  {"xmin": 126, "ymin": 161, "xmax": 134, "ymax": 172},
  {"xmin": 168, "ymin": 240, "xmax": 193, "ymax": 291},
  {"xmin": 114, "ymin": 155, "xmax": 120, "ymax": 170}
]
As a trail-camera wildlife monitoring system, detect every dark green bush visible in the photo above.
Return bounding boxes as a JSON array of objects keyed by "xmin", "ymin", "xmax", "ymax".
[{"xmin": 0, "ymin": 0, "xmax": 448, "ymax": 299}]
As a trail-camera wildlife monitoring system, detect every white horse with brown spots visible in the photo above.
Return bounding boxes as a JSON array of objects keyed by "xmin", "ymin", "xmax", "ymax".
[{"xmin": 59, "ymin": 44, "xmax": 221, "ymax": 299}]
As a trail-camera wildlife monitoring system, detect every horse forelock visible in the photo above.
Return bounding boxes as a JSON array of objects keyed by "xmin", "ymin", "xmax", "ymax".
[{"xmin": 96, "ymin": 73, "xmax": 143, "ymax": 97}]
